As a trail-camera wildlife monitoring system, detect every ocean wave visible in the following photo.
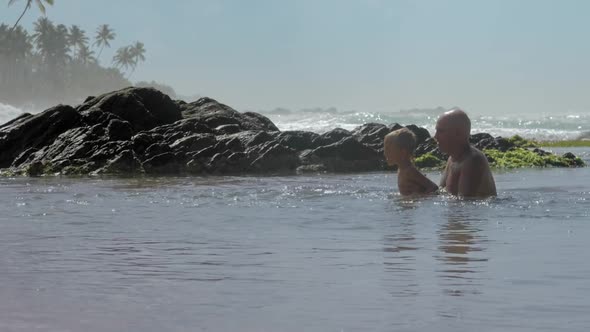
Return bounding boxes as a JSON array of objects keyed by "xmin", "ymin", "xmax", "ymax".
[
  {"xmin": 0, "ymin": 102, "xmax": 30, "ymax": 126},
  {"xmin": 2, "ymin": 101, "xmax": 588, "ymax": 141},
  {"xmin": 261, "ymin": 110, "xmax": 590, "ymax": 141}
]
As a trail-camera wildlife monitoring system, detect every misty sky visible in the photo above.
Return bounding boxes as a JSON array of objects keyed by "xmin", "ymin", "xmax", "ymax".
[{"xmin": 2, "ymin": 0, "xmax": 590, "ymax": 114}]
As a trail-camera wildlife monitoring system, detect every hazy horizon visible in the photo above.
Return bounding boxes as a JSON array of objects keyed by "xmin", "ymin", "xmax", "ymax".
[{"xmin": 2, "ymin": 0, "xmax": 590, "ymax": 115}]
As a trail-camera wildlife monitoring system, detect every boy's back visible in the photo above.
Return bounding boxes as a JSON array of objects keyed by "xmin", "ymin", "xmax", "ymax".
[{"xmin": 397, "ymin": 164, "xmax": 438, "ymax": 196}]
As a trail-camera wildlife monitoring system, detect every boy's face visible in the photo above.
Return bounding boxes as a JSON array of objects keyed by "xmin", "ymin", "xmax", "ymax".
[{"xmin": 384, "ymin": 143, "xmax": 409, "ymax": 166}]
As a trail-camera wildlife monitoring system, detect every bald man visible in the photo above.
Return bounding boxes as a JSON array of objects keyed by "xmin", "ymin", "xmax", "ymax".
[{"xmin": 434, "ymin": 109, "xmax": 497, "ymax": 197}]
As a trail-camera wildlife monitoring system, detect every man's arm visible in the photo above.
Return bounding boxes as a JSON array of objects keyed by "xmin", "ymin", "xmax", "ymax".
[
  {"xmin": 439, "ymin": 158, "xmax": 451, "ymax": 188},
  {"xmin": 410, "ymin": 168, "xmax": 438, "ymax": 193}
]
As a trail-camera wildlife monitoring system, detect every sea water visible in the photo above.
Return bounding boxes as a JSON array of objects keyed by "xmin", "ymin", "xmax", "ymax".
[{"xmin": 0, "ymin": 148, "xmax": 589, "ymax": 331}]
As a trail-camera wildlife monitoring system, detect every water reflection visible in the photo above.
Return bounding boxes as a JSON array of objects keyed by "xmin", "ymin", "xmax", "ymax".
[
  {"xmin": 436, "ymin": 206, "xmax": 488, "ymax": 297},
  {"xmin": 382, "ymin": 198, "xmax": 420, "ymax": 297}
]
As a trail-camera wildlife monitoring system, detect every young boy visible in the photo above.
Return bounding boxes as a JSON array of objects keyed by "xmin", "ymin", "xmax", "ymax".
[{"xmin": 384, "ymin": 128, "xmax": 438, "ymax": 195}]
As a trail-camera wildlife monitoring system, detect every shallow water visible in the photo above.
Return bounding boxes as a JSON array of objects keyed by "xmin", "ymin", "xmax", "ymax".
[{"xmin": 1, "ymin": 149, "xmax": 590, "ymax": 332}]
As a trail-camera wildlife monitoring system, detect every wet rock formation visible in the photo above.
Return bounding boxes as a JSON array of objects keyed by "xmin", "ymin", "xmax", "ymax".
[{"xmin": 0, "ymin": 87, "xmax": 584, "ymax": 177}]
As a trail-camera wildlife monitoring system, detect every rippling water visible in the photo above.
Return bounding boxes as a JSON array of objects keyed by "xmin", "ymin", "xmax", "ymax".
[{"xmin": 1, "ymin": 148, "xmax": 589, "ymax": 331}]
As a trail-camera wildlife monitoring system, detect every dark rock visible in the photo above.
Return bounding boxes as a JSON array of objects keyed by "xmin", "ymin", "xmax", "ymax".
[
  {"xmin": 0, "ymin": 112, "xmax": 33, "ymax": 130},
  {"xmin": 169, "ymin": 134, "xmax": 216, "ymax": 153},
  {"xmin": 182, "ymin": 97, "xmax": 278, "ymax": 131},
  {"xmin": 301, "ymin": 137, "xmax": 381, "ymax": 172},
  {"xmin": 415, "ymin": 138, "xmax": 445, "ymax": 160},
  {"xmin": 186, "ymin": 158, "xmax": 205, "ymax": 174},
  {"xmin": 61, "ymin": 161, "xmax": 98, "ymax": 175},
  {"xmin": 94, "ymin": 150, "xmax": 142, "ymax": 174},
  {"xmin": 249, "ymin": 142, "xmax": 299, "ymax": 173},
  {"xmin": 563, "ymin": 152, "xmax": 577, "ymax": 159},
  {"xmin": 312, "ymin": 128, "xmax": 351, "ymax": 146},
  {"xmin": 215, "ymin": 124, "xmax": 241, "ymax": 134},
  {"xmin": 142, "ymin": 152, "xmax": 184, "ymax": 174},
  {"xmin": 219, "ymin": 136, "xmax": 245, "ymax": 152},
  {"xmin": 106, "ymin": 119, "xmax": 134, "ymax": 141},
  {"xmin": 149, "ymin": 118, "xmax": 213, "ymax": 138},
  {"xmin": 351, "ymin": 123, "xmax": 390, "ymax": 146},
  {"xmin": 144, "ymin": 143, "xmax": 172, "ymax": 159},
  {"xmin": 470, "ymin": 134, "xmax": 516, "ymax": 152},
  {"xmin": 208, "ymin": 151, "xmax": 251, "ymax": 174},
  {"xmin": 13, "ymin": 126, "xmax": 106, "ymax": 173},
  {"xmin": 275, "ymin": 131, "xmax": 320, "ymax": 151},
  {"xmin": 533, "ymin": 148, "xmax": 551, "ymax": 156},
  {"xmin": 80, "ymin": 108, "xmax": 124, "ymax": 127},
  {"xmin": 296, "ymin": 164, "xmax": 328, "ymax": 173},
  {"xmin": 1, "ymin": 89, "xmax": 581, "ymax": 176},
  {"xmin": 0, "ymin": 105, "xmax": 82, "ymax": 168},
  {"xmin": 77, "ymin": 87, "xmax": 182, "ymax": 132},
  {"xmin": 242, "ymin": 112, "xmax": 279, "ymax": 132},
  {"xmin": 494, "ymin": 137, "xmax": 513, "ymax": 152},
  {"xmin": 131, "ymin": 132, "xmax": 164, "ymax": 155},
  {"xmin": 224, "ymin": 130, "xmax": 275, "ymax": 149},
  {"xmin": 10, "ymin": 147, "xmax": 38, "ymax": 168},
  {"xmin": 89, "ymin": 141, "xmax": 133, "ymax": 163},
  {"xmin": 387, "ymin": 123, "xmax": 404, "ymax": 132},
  {"xmin": 189, "ymin": 146, "xmax": 219, "ymax": 160},
  {"xmin": 405, "ymin": 124, "xmax": 431, "ymax": 145}
]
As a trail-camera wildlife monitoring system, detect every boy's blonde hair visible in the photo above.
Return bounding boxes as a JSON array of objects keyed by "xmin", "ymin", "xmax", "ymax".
[{"xmin": 384, "ymin": 128, "xmax": 417, "ymax": 153}]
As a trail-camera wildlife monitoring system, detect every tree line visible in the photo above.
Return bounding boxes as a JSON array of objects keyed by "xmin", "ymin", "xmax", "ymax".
[{"xmin": 0, "ymin": 16, "xmax": 146, "ymax": 107}]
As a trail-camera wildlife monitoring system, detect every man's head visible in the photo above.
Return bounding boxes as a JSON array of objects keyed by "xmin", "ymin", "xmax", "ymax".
[
  {"xmin": 384, "ymin": 127, "xmax": 416, "ymax": 166},
  {"xmin": 434, "ymin": 108, "xmax": 471, "ymax": 154}
]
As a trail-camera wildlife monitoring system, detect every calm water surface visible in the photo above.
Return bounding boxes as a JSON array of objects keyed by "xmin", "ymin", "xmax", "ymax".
[{"xmin": 1, "ymin": 148, "xmax": 589, "ymax": 332}]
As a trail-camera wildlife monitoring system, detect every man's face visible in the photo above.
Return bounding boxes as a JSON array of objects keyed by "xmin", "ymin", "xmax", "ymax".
[{"xmin": 434, "ymin": 117, "xmax": 452, "ymax": 153}]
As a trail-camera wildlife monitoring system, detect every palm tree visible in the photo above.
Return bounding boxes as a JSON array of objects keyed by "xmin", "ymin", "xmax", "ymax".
[
  {"xmin": 67, "ymin": 25, "xmax": 88, "ymax": 56},
  {"xmin": 2, "ymin": 25, "xmax": 33, "ymax": 60},
  {"xmin": 93, "ymin": 24, "xmax": 115, "ymax": 59},
  {"xmin": 112, "ymin": 46, "xmax": 135, "ymax": 74},
  {"xmin": 76, "ymin": 44, "xmax": 95, "ymax": 65},
  {"xmin": 51, "ymin": 23, "xmax": 70, "ymax": 65},
  {"xmin": 8, "ymin": 0, "xmax": 54, "ymax": 31},
  {"xmin": 32, "ymin": 16, "xmax": 54, "ymax": 60},
  {"xmin": 0, "ymin": 23, "xmax": 34, "ymax": 101},
  {"xmin": 128, "ymin": 41, "xmax": 145, "ymax": 78}
]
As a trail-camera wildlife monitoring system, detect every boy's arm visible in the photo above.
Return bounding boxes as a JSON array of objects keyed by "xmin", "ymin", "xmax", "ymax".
[{"xmin": 410, "ymin": 167, "xmax": 438, "ymax": 193}]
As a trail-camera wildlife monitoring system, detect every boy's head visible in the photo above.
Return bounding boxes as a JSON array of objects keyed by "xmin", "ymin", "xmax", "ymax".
[{"xmin": 384, "ymin": 128, "xmax": 417, "ymax": 166}]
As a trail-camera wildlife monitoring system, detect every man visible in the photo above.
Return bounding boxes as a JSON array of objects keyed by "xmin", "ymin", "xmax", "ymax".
[{"xmin": 434, "ymin": 108, "xmax": 497, "ymax": 197}]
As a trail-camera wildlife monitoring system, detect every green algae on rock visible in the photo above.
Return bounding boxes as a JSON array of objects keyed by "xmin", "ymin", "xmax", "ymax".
[
  {"xmin": 483, "ymin": 148, "xmax": 585, "ymax": 168},
  {"xmin": 507, "ymin": 135, "xmax": 538, "ymax": 148},
  {"xmin": 414, "ymin": 152, "xmax": 445, "ymax": 169},
  {"xmin": 536, "ymin": 140, "xmax": 590, "ymax": 148}
]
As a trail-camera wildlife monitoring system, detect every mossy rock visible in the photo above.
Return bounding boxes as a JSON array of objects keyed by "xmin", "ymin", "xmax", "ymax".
[
  {"xmin": 537, "ymin": 140, "xmax": 590, "ymax": 147},
  {"xmin": 414, "ymin": 152, "xmax": 445, "ymax": 169},
  {"xmin": 483, "ymin": 148, "xmax": 585, "ymax": 168},
  {"xmin": 507, "ymin": 135, "xmax": 537, "ymax": 148}
]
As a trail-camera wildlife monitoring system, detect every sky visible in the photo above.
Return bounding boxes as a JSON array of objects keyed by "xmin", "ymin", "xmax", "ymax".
[{"xmin": 2, "ymin": 0, "xmax": 590, "ymax": 115}]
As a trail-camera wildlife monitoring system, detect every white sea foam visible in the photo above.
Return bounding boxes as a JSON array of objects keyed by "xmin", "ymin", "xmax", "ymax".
[
  {"xmin": 0, "ymin": 102, "xmax": 30, "ymax": 126},
  {"xmin": 2, "ymin": 101, "xmax": 589, "ymax": 141},
  {"xmin": 260, "ymin": 109, "xmax": 590, "ymax": 141}
]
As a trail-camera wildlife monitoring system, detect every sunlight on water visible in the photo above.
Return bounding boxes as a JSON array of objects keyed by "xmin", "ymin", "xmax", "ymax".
[{"xmin": 261, "ymin": 109, "xmax": 590, "ymax": 140}]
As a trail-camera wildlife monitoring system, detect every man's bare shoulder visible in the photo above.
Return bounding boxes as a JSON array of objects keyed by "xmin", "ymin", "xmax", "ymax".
[{"xmin": 465, "ymin": 146, "xmax": 490, "ymax": 167}]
